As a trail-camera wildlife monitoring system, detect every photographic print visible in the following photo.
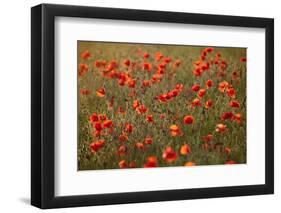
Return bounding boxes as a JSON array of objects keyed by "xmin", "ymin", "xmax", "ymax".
[{"xmin": 78, "ymin": 41, "xmax": 247, "ymax": 170}]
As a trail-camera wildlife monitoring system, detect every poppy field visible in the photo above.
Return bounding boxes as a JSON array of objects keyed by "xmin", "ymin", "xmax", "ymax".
[{"xmin": 78, "ymin": 41, "xmax": 246, "ymax": 170}]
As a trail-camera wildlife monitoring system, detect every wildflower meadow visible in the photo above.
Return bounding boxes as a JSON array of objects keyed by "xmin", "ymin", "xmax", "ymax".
[{"xmin": 78, "ymin": 41, "xmax": 246, "ymax": 170}]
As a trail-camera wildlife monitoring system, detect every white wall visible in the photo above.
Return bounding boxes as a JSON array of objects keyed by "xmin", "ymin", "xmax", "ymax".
[{"xmin": 0, "ymin": 0, "xmax": 279, "ymax": 212}]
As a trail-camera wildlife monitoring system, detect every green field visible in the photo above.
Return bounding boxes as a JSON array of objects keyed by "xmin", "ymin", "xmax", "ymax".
[{"xmin": 78, "ymin": 41, "xmax": 246, "ymax": 170}]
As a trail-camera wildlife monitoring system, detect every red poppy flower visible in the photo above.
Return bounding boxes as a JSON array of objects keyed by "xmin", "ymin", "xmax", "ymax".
[
  {"xmin": 136, "ymin": 104, "xmax": 148, "ymax": 114},
  {"xmin": 191, "ymin": 98, "xmax": 201, "ymax": 107},
  {"xmin": 90, "ymin": 140, "xmax": 105, "ymax": 152},
  {"xmin": 135, "ymin": 142, "xmax": 145, "ymax": 149},
  {"xmin": 221, "ymin": 112, "xmax": 234, "ymax": 120},
  {"xmin": 144, "ymin": 156, "xmax": 158, "ymax": 168},
  {"xmin": 80, "ymin": 50, "xmax": 91, "ymax": 59},
  {"xmin": 225, "ymin": 160, "xmax": 236, "ymax": 164},
  {"xmin": 96, "ymin": 87, "xmax": 106, "ymax": 97},
  {"xmin": 198, "ymin": 89, "xmax": 206, "ymax": 98},
  {"xmin": 162, "ymin": 146, "xmax": 178, "ymax": 163},
  {"xmin": 144, "ymin": 136, "xmax": 153, "ymax": 145},
  {"xmin": 98, "ymin": 114, "xmax": 107, "ymax": 121},
  {"xmin": 119, "ymin": 134, "xmax": 128, "ymax": 142},
  {"xmin": 192, "ymin": 84, "xmax": 200, "ymax": 92},
  {"xmin": 124, "ymin": 59, "xmax": 130, "ymax": 66},
  {"xmin": 143, "ymin": 52, "xmax": 150, "ymax": 58},
  {"xmin": 80, "ymin": 89, "xmax": 91, "ymax": 95},
  {"xmin": 143, "ymin": 62, "xmax": 152, "ymax": 71},
  {"xmin": 183, "ymin": 115, "xmax": 194, "ymax": 125},
  {"xmin": 180, "ymin": 144, "xmax": 191, "ymax": 155},
  {"xmin": 205, "ymin": 99, "xmax": 213, "ymax": 109},
  {"xmin": 103, "ymin": 120, "xmax": 113, "ymax": 128},
  {"xmin": 129, "ymin": 162, "xmax": 136, "ymax": 168},
  {"xmin": 227, "ymin": 88, "xmax": 236, "ymax": 98},
  {"xmin": 125, "ymin": 123, "xmax": 133, "ymax": 133},
  {"xmin": 117, "ymin": 145, "xmax": 127, "ymax": 156},
  {"xmin": 164, "ymin": 57, "xmax": 172, "ymax": 63},
  {"xmin": 94, "ymin": 122, "xmax": 103, "ymax": 131},
  {"xmin": 225, "ymin": 147, "xmax": 231, "ymax": 155},
  {"xmin": 229, "ymin": 100, "xmax": 240, "ymax": 108},
  {"xmin": 206, "ymin": 79, "xmax": 213, "ymax": 88},
  {"xmin": 128, "ymin": 79, "xmax": 136, "ymax": 88},
  {"xmin": 174, "ymin": 59, "xmax": 181, "ymax": 67},
  {"xmin": 240, "ymin": 57, "xmax": 246, "ymax": 62},
  {"xmin": 142, "ymin": 80, "xmax": 151, "ymax": 87},
  {"xmin": 146, "ymin": 114, "xmax": 154, "ymax": 122},
  {"xmin": 119, "ymin": 160, "xmax": 127, "ymax": 168},
  {"xmin": 202, "ymin": 134, "xmax": 213, "ymax": 143},
  {"xmin": 89, "ymin": 112, "xmax": 99, "ymax": 123}
]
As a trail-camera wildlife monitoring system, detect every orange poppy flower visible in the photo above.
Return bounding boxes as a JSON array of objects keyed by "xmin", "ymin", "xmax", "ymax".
[
  {"xmin": 144, "ymin": 136, "xmax": 153, "ymax": 145},
  {"xmin": 233, "ymin": 113, "xmax": 242, "ymax": 124},
  {"xmin": 169, "ymin": 125, "xmax": 182, "ymax": 136},
  {"xmin": 198, "ymin": 89, "xmax": 206, "ymax": 98},
  {"xmin": 119, "ymin": 160, "xmax": 127, "ymax": 168},
  {"xmin": 180, "ymin": 144, "xmax": 191, "ymax": 155},
  {"xmin": 80, "ymin": 50, "xmax": 91, "ymax": 59},
  {"xmin": 90, "ymin": 140, "xmax": 105, "ymax": 152},
  {"xmin": 96, "ymin": 87, "xmax": 106, "ymax": 97},
  {"xmin": 218, "ymin": 81, "xmax": 229, "ymax": 93},
  {"xmin": 155, "ymin": 52, "xmax": 164, "ymax": 61},
  {"xmin": 215, "ymin": 124, "xmax": 227, "ymax": 133},
  {"xmin": 206, "ymin": 79, "xmax": 213, "ymax": 88},
  {"xmin": 125, "ymin": 123, "xmax": 133, "ymax": 133},
  {"xmin": 162, "ymin": 146, "xmax": 178, "ymax": 163},
  {"xmin": 133, "ymin": 100, "xmax": 140, "ymax": 109},
  {"xmin": 183, "ymin": 115, "xmax": 194, "ymax": 125},
  {"xmin": 146, "ymin": 114, "xmax": 154, "ymax": 122},
  {"xmin": 144, "ymin": 156, "xmax": 158, "ymax": 168},
  {"xmin": 229, "ymin": 100, "xmax": 240, "ymax": 108},
  {"xmin": 184, "ymin": 162, "xmax": 196, "ymax": 166},
  {"xmin": 205, "ymin": 99, "xmax": 213, "ymax": 109}
]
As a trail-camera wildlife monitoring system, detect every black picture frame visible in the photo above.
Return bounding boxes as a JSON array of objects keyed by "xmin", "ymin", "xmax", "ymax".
[{"xmin": 31, "ymin": 3, "xmax": 274, "ymax": 209}]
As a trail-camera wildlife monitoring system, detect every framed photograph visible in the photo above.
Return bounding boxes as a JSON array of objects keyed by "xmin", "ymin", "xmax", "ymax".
[{"xmin": 31, "ymin": 3, "xmax": 274, "ymax": 209}]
